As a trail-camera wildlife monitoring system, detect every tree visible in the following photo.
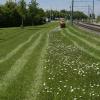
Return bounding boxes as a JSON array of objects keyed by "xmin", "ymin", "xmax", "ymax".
[
  {"xmin": 34, "ymin": 8, "xmax": 45, "ymax": 24},
  {"xmin": 0, "ymin": 1, "xmax": 21, "ymax": 27},
  {"xmin": 97, "ymin": 16, "xmax": 100, "ymax": 23},
  {"xmin": 28, "ymin": 0, "xmax": 38, "ymax": 25},
  {"xmin": 17, "ymin": 0, "xmax": 26, "ymax": 27},
  {"xmin": 0, "ymin": 0, "xmax": 46, "ymax": 28},
  {"xmin": 73, "ymin": 11, "xmax": 88, "ymax": 20}
]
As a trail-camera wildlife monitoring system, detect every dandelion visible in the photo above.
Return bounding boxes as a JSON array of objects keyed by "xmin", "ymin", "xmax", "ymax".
[
  {"xmin": 96, "ymin": 67, "xmax": 99, "ymax": 70},
  {"xmin": 73, "ymin": 97, "xmax": 77, "ymax": 100},
  {"xmin": 90, "ymin": 85, "xmax": 94, "ymax": 88},
  {"xmin": 92, "ymin": 93, "xmax": 95, "ymax": 96},
  {"xmin": 57, "ymin": 92, "xmax": 59, "ymax": 95},
  {"xmin": 71, "ymin": 89, "xmax": 74, "ymax": 92},
  {"xmin": 44, "ymin": 66, "xmax": 47, "ymax": 69},
  {"xmin": 51, "ymin": 77, "xmax": 54, "ymax": 80},
  {"xmin": 82, "ymin": 89, "xmax": 85, "ymax": 92},
  {"xmin": 97, "ymin": 71, "xmax": 100, "ymax": 75},
  {"xmin": 59, "ymin": 81, "xmax": 62, "ymax": 83},
  {"xmin": 79, "ymin": 96, "xmax": 82, "ymax": 98},
  {"xmin": 97, "ymin": 94, "xmax": 100, "ymax": 96},
  {"xmin": 64, "ymin": 85, "xmax": 67, "ymax": 88},
  {"xmin": 65, "ymin": 80, "xmax": 68, "ymax": 82},
  {"xmin": 48, "ymin": 77, "xmax": 51, "ymax": 80},
  {"xmin": 58, "ymin": 87, "xmax": 62, "ymax": 91},
  {"xmin": 73, "ymin": 69, "xmax": 77, "ymax": 71},
  {"xmin": 96, "ymin": 84, "xmax": 100, "ymax": 87},
  {"xmin": 47, "ymin": 90, "xmax": 50, "ymax": 93},
  {"xmin": 70, "ymin": 86, "xmax": 73, "ymax": 89},
  {"xmin": 43, "ymin": 82, "xmax": 46, "ymax": 86},
  {"xmin": 83, "ymin": 74, "xmax": 86, "ymax": 77}
]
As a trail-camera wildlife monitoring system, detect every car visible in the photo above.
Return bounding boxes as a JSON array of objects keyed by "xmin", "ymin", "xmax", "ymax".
[{"xmin": 60, "ymin": 18, "xmax": 66, "ymax": 28}]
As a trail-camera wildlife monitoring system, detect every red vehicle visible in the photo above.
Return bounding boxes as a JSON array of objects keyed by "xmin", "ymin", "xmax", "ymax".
[{"xmin": 60, "ymin": 18, "xmax": 66, "ymax": 28}]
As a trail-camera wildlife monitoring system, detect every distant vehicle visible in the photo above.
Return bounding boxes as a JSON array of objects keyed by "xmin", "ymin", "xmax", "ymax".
[{"xmin": 60, "ymin": 18, "xmax": 66, "ymax": 28}]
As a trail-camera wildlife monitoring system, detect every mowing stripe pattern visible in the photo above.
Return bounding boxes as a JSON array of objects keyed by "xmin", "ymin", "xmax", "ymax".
[
  {"xmin": 61, "ymin": 31, "xmax": 100, "ymax": 60},
  {"xmin": 0, "ymin": 33, "xmax": 43, "ymax": 92},
  {"xmin": 0, "ymin": 23, "xmax": 100, "ymax": 100},
  {"xmin": 0, "ymin": 30, "xmax": 43, "ymax": 63},
  {"xmin": 69, "ymin": 26, "xmax": 100, "ymax": 42},
  {"xmin": 25, "ymin": 33, "xmax": 49, "ymax": 100},
  {"xmin": 65, "ymin": 29, "xmax": 100, "ymax": 51}
]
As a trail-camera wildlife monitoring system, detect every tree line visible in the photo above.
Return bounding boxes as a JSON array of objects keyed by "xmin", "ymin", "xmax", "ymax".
[
  {"xmin": 0, "ymin": 0, "xmax": 45, "ymax": 27},
  {"xmin": 46, "ymin": 10, "xmax": 88, "ymax": 21},
  {"xmin": 96, "ymin": 16, "xmax": 100, "ymax": 23},
  {"xmin": 0, "ymin": 0, "xmax": 88, "ymax": 28}
]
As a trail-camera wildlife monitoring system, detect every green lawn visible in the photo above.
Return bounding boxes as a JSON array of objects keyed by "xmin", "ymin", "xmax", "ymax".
[{"xmin": 0, "ymin": 22, "xmax": 100, "ymax": 100}]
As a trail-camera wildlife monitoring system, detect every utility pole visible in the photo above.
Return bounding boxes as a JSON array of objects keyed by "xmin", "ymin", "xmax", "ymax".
[
  {"xmin": 35, "ymin": 0, "xmax": 36, "ymax": 7},
  {"xmin": 88, "ymin": 5, "xmax": 90, "ymax": 17},
  {"xmin": 71, "ymin": 0, "xmax": 74, "ymax": 25},
  {"xmin": 88, "ymin": 5, "xmax": 91, "ymax": 22},
  {"xmin": 50, "ymin": 9, "xmax": 52, "ymax": 21},
  {"xmin": 92, "ymin": 0, "xmax": 95, "ymax": 20},
  {"xmin": 93, "ymin": 0, "xmax": 94, "ymax": 15},
  {"xmin": 70, "ymin": 6, "xmax": 71, "ymax": 23}
]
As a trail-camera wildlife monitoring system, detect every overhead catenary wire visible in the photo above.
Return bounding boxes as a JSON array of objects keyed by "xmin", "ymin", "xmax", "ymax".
[{"xmin": 70, "ymin": 0, "xmax": 96, "ymax": 25}]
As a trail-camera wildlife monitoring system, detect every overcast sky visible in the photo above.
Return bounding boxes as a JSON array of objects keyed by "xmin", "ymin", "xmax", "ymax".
[{"xmin": 0, "ymin": 0, "xmax": 100, "ymax": 16}]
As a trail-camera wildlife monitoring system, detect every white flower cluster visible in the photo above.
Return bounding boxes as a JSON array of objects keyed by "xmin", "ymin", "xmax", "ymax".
[{"xmin": 38, "ymin": 30, "xmax": 100, "ymax": 99}]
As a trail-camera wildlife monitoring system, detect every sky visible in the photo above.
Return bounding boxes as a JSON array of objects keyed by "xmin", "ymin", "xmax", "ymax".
[{"xmin": 0, "ymin": 0, "xmax": 100, "ymax": 16}]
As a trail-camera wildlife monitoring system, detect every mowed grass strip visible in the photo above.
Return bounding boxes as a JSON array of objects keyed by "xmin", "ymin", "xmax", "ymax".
[
  {"xmin": 61, "ymin": 30, "xmax": 100, "ymax": 99},
  {"xmin": 72, "ymin": 24, "xmax": 100, "ymax": 38},
  {"xmin": 65, "ymin": 28, "xmax": 100, "ymax": 51},
  {"xmin": 24, "ymin": 33, "xmax": 49, "ymax": 100},
  {"xmin": 0, "ymin": 29, "xmax": 44, "ymax": 63},
  {"xmin": 0, "ymin": 31, "xmax": 41, "ymax": 78},
  {"xmin": 0, "ymin": 30, "xmax": 51, "ymax": 100},
  {"xmin": 0, "ymin": 28, "xmax": 40, "ymax": 58},
  {"xmin": 64, "ymin": 29, "xmax": 100, "ymax": 59},
  {"xmin": 0, "ymin": 23, "xmax": 56, "ymax": 77},
  {"xmin": 61, "ymin": 30, "xmax": 100, "ymax": 60},
  {"xmin": 0, "ymin": 32, "xmax": 43, "ymax": 94},
  {"xmin": 0, "ymin": 27, "xmax": 46, "ymax": 78},
  {"xmin": 68, "ymin": 26, "xmax": 100, "ymax": 44},
  {"xmin": 0, "ymin": 23, "xmax": 57, "ymax": 59},
  {"xmin": 25, "ymin": 28, "xmax": 60, "ymax": 100},
  {"xmin": 0, "ymin": 23, "xmax": 58, "ymax": 100},
  {"xmin": 0, "ymin": 23, "xmax": 54, "ymax": 58},
  {"xmin": 37, "ymin": 27, "xmax": 100, "ymax": 100},
  {"xmin": 63, "ymin": 28, "xmax": 100, "ymax": 58},
  {"xmin": 0, "ymin": 24, "xmax": 49, "ymax": 41},
  {"xmin": 0, "ymin": 28, "xmax": 26, "ymax": 42}
]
